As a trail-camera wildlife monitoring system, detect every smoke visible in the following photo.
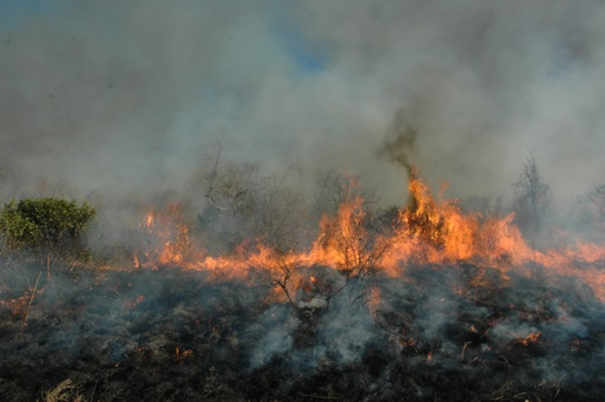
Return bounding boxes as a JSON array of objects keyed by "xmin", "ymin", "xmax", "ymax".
[
  {"xmin": 1, "ymin": 1, "xmax": 605, "ymax": 206},
  {"xmin": 314, "ymin": 296, "xmax": 377, "ymax": 364},
  {"xmin": 379, "ymin": 108, "xmax": 419, "ymax": 178},
  {"xmin": 248, "ymin": 304, "xmax": 299, "ymax": 369}
]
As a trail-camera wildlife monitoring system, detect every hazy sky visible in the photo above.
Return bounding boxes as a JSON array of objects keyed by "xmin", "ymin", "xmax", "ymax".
[{"xmin": 1, "ymin": 1, "xmax": 604, "ymax": 205}]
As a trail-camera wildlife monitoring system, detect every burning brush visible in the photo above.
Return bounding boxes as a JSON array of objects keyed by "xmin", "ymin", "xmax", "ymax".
[{"xmin": 3, "ymin": 166, "xmax": 605, "ymax": 401}]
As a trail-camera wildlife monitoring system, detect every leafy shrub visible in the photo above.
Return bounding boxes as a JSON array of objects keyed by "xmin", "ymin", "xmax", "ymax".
[{"xmin": 0, "ymin": 197, "xmax": 95, "ymax": 259}]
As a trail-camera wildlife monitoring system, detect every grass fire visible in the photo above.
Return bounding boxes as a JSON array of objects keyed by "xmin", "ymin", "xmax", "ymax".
[
  {"xmin": 2, "ymin": 2, "xmax": 605, "ymax": 401},
  {"xmin": 2, "ymin": 156, "xmax": 605, "ymax": 401}
]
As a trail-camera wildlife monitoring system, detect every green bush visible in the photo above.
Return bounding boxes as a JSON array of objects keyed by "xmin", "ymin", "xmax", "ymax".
[{"xmin": 0, "ymin": 197, "xmax": 96, "ymax": 258}]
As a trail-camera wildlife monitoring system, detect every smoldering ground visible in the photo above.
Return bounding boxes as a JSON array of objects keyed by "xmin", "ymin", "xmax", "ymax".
[{"xmin": 3, "ymin": 258, "xmax": 605, "ymax": 400}]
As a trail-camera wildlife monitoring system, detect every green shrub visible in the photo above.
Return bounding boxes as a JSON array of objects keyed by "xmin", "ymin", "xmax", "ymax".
[{"xmin": 0, "ymin": 198, "xmax": 96, "ymax": 258}]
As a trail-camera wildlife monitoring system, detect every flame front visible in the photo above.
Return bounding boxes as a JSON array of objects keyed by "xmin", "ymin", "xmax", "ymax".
[{"xmin": 133, "ymin": 169, "xmax": 605, "ymax": 303}]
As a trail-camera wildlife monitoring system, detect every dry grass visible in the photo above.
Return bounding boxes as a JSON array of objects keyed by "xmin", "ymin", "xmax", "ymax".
[{"xmin": 40, "ymin": 379, "xmax": 85, "ymax": 402}]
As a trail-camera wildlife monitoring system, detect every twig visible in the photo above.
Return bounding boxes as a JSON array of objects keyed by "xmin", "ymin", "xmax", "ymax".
[
  {"xmin": 489, "ymin": 380, "xmax": 514, "ymax": 401},
  {"xmin": 554, "ymin": 375, "xmax": 564, "ymax": 398},
  {"xmin": 46, "ymin": 252, "xmax": 51, "ymax": 281},
  {"xmin": 17, "ymin": 270, "xmax": 42, "ymax": 344},
  {"xmin": 205, "ymin": 194, "xmax": 229, "ymax": 212},
  {"xmin": 460, "ymin": 341, "xmax": 471, "ymax": 362},
  {"xmin": 90, "ymin": 376, "xmax": 100, "ymax": 402},
  {"xmin": 206, "ymin": 142, "xmax": 221, "ymax": 196}
]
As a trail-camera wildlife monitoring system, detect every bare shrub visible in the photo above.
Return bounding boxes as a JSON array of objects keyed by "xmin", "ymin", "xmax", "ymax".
[
  {"xmin": 571, "ymin": 183, "xmax": 605, "ymax": 240},
  {"xmin": 198, "ymin": 146, "xmax": 307, "ymax": 254},
  {"xmin": 512, "ymin": 153, "xmax": 552, "ymax": 246}
]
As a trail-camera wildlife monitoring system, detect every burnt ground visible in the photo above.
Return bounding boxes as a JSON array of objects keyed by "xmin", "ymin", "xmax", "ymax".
[{"xmin": 1, "ymin": 262, "xmax": 605, "ymax": 401}]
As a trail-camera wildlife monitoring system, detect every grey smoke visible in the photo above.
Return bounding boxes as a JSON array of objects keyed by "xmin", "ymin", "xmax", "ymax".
[
  {"xmin": 314, "ymin": 295, "xmax": 377, "ymax": 365},
  {"xmin": 1, "ymin": 1, "xmax": 605, "ymax": 207},
  {"xmin": 248, "ymin": 304, "xmax": 299, "ymax": 369}
]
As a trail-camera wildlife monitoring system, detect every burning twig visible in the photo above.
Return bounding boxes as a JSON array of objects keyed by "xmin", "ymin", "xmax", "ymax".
[
  {"xmin": 513, "ymin": 331, "xmax": 542, "ymax": 347},
  {"xmin": 175, "ymin": 347, "xmax": 194, "ymax": 362}
]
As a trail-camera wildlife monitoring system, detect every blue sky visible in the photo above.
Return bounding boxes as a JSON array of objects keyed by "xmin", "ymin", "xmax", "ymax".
[
  {"xmin": 0, "ymin": 0, "xmax": 59, "ymax": 31},
  {"xmin": 0, "ymin": 1, "xmax": 325, "ymax": 73},
  {"xmin": 273, "ymin": 20, "xmax": 326, "ymax": 73}
]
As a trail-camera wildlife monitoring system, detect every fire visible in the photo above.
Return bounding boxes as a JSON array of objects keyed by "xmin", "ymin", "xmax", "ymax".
[
  {"xmin": 380, "ymin": 168, "xmax": 537, "ymax": 271},
  {"xmin": 374, "ymin": 169, "xmax": 605, "ymax": 302},
  {"xmin": 0, "ymin": 293, "xmax": 31, "ymax": 316},
  {"xmin": 175, "ymin": 347, "xmax": 194, "ymax": 362},
  {"xmin": 302, "ymin": 191, "xmax": 376, "ymax": 272},
  {"xmin": 131, "ymin": 167, "xmax": 605, "ymax": 306},
  {"xmin": 513, "ymin": 331, "xmax": 542, "ymax": 346},
  {"xmin": 124, "ymin": 295, "xmax": 146, "ymax": 310},
  {"xmin": 133, "ymin": 204, "xmax": 201, "ymax": 270}
]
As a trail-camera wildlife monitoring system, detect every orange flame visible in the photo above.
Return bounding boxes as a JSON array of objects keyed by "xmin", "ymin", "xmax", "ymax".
[
  {"xmin": 133, "ymin": 204, "xmax": 200, "ymax": 270},
  {"xmin": 513, "ymin": 331, "xmax": 542, "ymax": 346},
  {"xmin": 132, "ymin": 168, "xmax": 605, "ymax": 304}
]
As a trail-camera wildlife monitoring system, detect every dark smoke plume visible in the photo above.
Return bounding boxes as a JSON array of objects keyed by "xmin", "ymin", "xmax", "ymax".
[{"xmin": 379, "ymin": 108, "xmax": 419, "ymax": 179}]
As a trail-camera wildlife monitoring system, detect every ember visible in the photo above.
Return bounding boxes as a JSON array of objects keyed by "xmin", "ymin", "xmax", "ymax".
[{"xmin": 513, "ymin": 331, "xmax": 542, "ymax": 347}]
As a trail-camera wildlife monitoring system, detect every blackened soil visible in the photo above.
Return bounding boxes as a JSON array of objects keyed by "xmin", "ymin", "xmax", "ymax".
[{"xmin": 1, "ymin": 263, "xmax": 605, "ymax": 401}]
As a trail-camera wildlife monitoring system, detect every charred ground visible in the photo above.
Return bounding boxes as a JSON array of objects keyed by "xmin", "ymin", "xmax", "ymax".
[{"xmin": 1, "ymin": 261, "xmax": 605, "ymax": 401}]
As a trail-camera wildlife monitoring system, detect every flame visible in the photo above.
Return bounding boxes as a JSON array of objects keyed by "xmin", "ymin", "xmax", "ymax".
[
  {"xmin": 131, "ymin": 168, "xmax": 605, "ymax": 305},
  {"xmin": 399, "ymin": 330, "xmax": 416, "ymax": 349},
  {"xmin": 0, "ymin": 287, "xmax": 44, "ymax": 317},
  {"xmin": 380, "ymin": 168, "xmax": 535, "ymax": 270},
  {"xmin": 133, "ymin": 204, "xmax": 200, "ymax": 270},
  {"xmin": 175, "ymin": 347, "xmax": 194, "ymax": 362},
  {"xmin": 0, "ymin": 293, "xmax": 31, "ymax": 316},
  {"xmin": 513, "ymin": 331, "xmax": 542, "ymax": 346},
  {"xmin": 123, "ymin": 295, "xmax": 145, "ymax": 310},
  {"xmin": 302, "ymin": 192, "xmax": 372, "ymax": 271},
  {"xmin": 375, "ymin": 169, "xmax": 605, "ymax": 301}
]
